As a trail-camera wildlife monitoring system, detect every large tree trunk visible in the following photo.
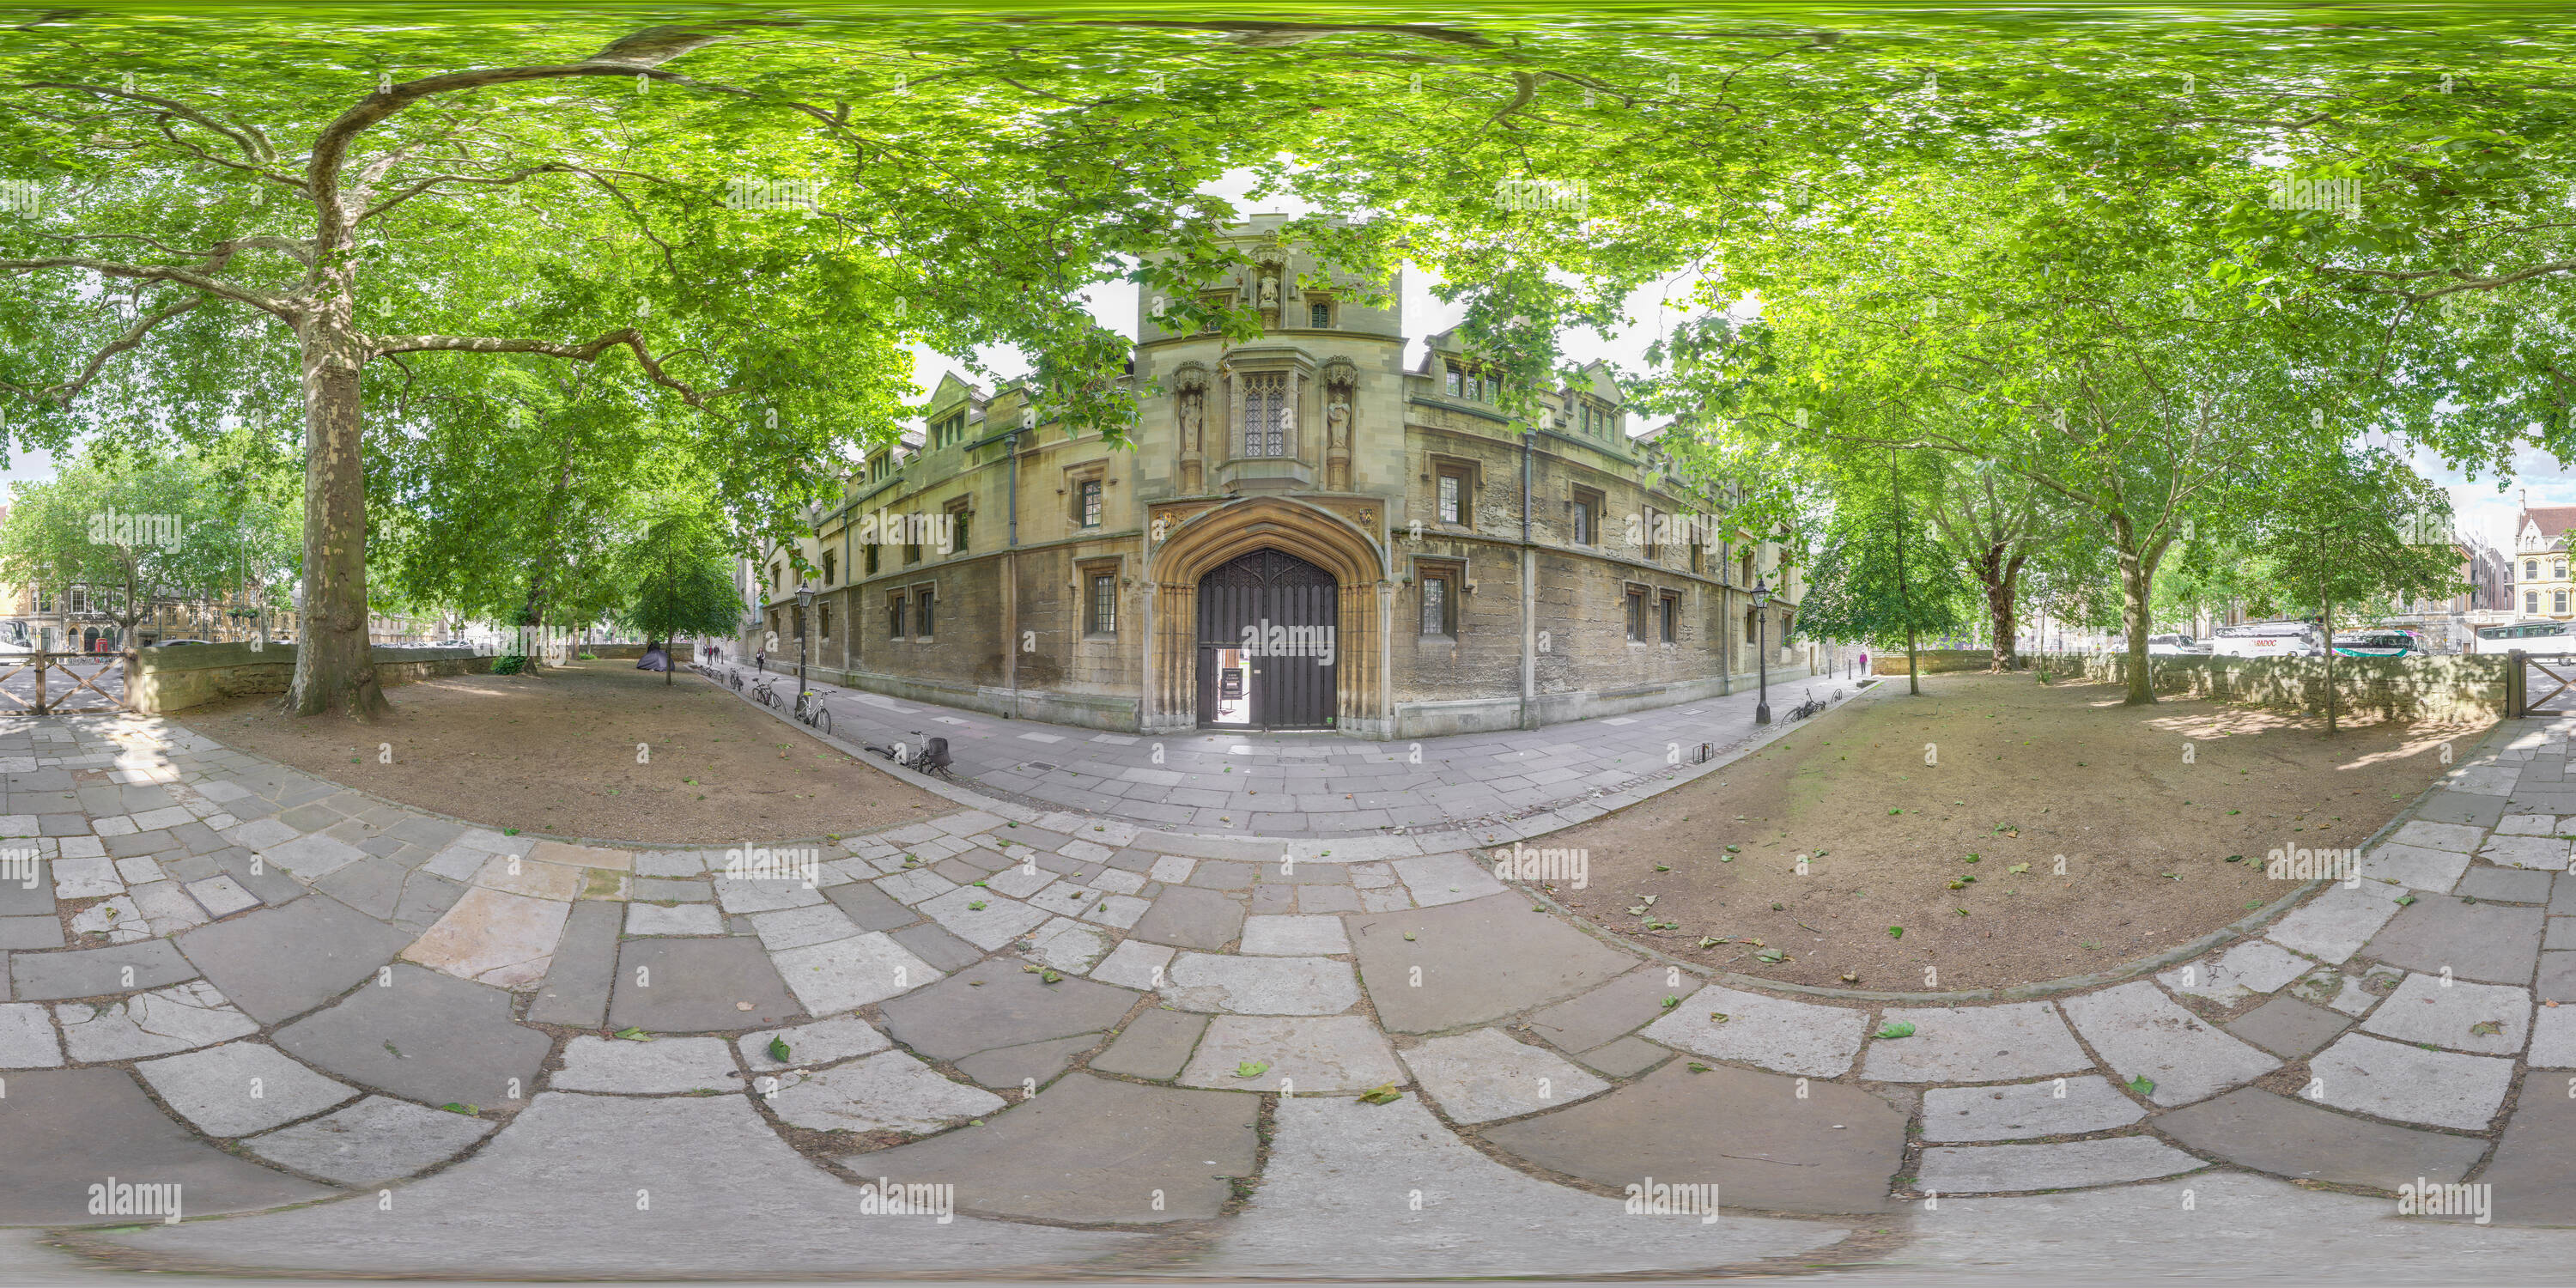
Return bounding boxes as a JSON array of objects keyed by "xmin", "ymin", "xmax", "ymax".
[
  {"xmin": 286, "ymin": 319, "xmax": 387, "ymax": 720},
  {"xmin": 2116, "ymin": 538, "xmax": 2156, "ymax": 707},
  {"xmin": 1978, "ymin": 544, "xmax": 2026, "ymax": 673}
]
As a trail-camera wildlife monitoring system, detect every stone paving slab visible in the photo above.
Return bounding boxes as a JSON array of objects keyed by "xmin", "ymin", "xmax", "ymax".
[
  {"xmin": 1484, "ymin": 1060, "xmax": 1905, "ymax": 1215},
  {"xmin": 2354, "ymin": 843, "xmax": 2471, "ymax": 893},
  {"xmin": 524, "ymin": 898, "xmax": 619, "ymax": 1028},
  {"xmin": 609, "ymin": 938, "xmax": 803, "ymax": 1032},
  {"xmin": 242, "ymin": 1094, "xmax": 499, "ymax": 1187},
  {"xmin": 1239, "ymin": 914, "xmax": 1350, "ymax": 955},
  {"xmin": 1089, "ymin": 939, "xmax": 1175, "ymax": 991},
  {"xmin": 0, "ymin": 999, "xmax": 64, "ymax": 1066},
  {"xmin": 11, "ymin": 937, "xmax": 197, "ymax": 1000},
  {"xmin": 276, "ymin": 963, "xmax": 550, "ymax": 1108},
  {"xmin": 2223, "ymin": 996, "xmax": 2352, "ymax": 1059},
  {"xmin": 58, "ymin": 980, "xmax": 258, "ymax": 1060},
  {"xmin": 2482, "ymin": 1086, "xmax": 2576, "ymax": 1226},
  {"xmin": 1916, "ymin": 1137, "xmax": 2204, "ymax": 1194},
  {"xmin": 918, "ymin": 886, "xmax": 1052, "ymax": 951},
  {"xmin": 1166, "ymin": 952, "xmax": 1358, "ymax": 1016},
  {"xmin": 1091, "ymin": 1007, "xmax": 1207, "ymax": 1079},
  {"xmin": 1525, "ymin": 967, "xmax": 1680, "ymax": 1054},
  {"xmin": 955, "ymin": 1033, "xmax": 1103, "ymax": 1089},
  {"xmin": 2357, "ymin": 972, "xmax": 2531, "ymax": 1055},
  {"xmin": 1349, "ymin": 893, "xmax": 1635, "ymax": 1033},
  {"xmin": 843, "ymin": 1072, "xmax": 1258, "ymax": 1222},
  {"xmin": 2391, "ymin": 821, "xmax": 2488, "ymax": 854},
  {"xmin": 1641, "ymin": 983, "xmax": 1869, "ymax": 1078},
  {"xmin": 1176, "ymin": 1015, "xmax": 1402, "ymax": 1093},
  {"xmin": 1127, "ymin": 884, "xmax": 1244, "ymax": 951},
  {"xmin": 2159, "ymin": 941, "xmax": 2313, "ymax": 1005},
  {"xmin": 762, "ymin": 1049, "xmax": 1006, "ymax": 1133},
  {"xmin": 2059, "ymin": 981, "xmax": 2279, "ymax": 1107},
  {"xmin": 92, "ymin": 1091, "xmax": 1145, "ymax": 1276},
  {"xmin": 1858, "ymin": 1002, "xmax": 2089, "ymax": 1083},
  {"xmin": 1398, "ymin": 1026, "xmax": 1610, "ymax": 1123},
  {"xmin": 626, "ymin": 901, "xmax": 724, "ymax": 936},
  {"xmin": 1024, "ymin": 917, "xmax": 1112, "ymax": 973},
  {"xmin": 135, "ymin": 1040, "xmax": 359, "ymax": 1137},
  {"xmin": 2477, "ymin": 835, "xmax": 2573, "ymax": 872},
  {"xmin": 1212, "ymin": 1091, "xmax": 1848, "ymax": 1278},
  {"xmin": 2360, "ymin": 896, "xmax": 2546, "ymax": 984},
  {"xmin": 2265, "ymin": 884, "xmax": 2404, "ymax": 964},
  {"xmin": 2533, "ymin": 1004, "xmax": 2576, "ymax": 1067},
  {"xmin": 880, "ymin": 958, "xmax": 1139, "ymax": 1060},
  {"xmin": 738, "ymin": 1014, "xmax": 891, "ymax": 1072},
  {"xmin": 1918, "ymin": 1075, "xmax": 2146, "ymax": 1142},
  {"xmin": 0, "ymin": 1068, "xmax": 337, "ymax": 1224},
  {"xmin": 1572, "ymin": 1035, "xmax": 1673, "ymax": 1078},
  {"xmin": 552, "ymin": 1035, "xmax": 739, "ymax": 1093},
  {"xmin": 2458, "ymin": 866, "xmax": 2558, "ymax": 902},
  {"xmin": 403, "ymin": 885, "xmax": 571, "ymax": 988},
  {"xmin": 2154, "ymin": 1088, "xmax": 2487, "ymax": 1189},
  {"xmin": 175, "ymin": 896, "xmax": 410, "ymax": 1024},
  {"xmin": 2306, "ymin": 1032, "xmax": 2515, "ymax": 1130}
]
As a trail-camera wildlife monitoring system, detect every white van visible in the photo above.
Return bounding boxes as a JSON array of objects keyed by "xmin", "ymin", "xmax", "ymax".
[
  {"xmin": 2209, "ymin": 620, "xmax": 2323, "ymax": 658},
  {"xmin": 2471, "ymin": 620, "xmax": 2576, "ymax": 657}
]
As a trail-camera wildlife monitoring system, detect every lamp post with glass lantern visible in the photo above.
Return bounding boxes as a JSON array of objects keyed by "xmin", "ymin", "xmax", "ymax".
[
  {"xmin": 1753, "ymin": 579, "xmax": 1772, "ymax": 725},
  {"xmin": 795, "ymin": 584, "xmax": 814, "ymax": 699}
]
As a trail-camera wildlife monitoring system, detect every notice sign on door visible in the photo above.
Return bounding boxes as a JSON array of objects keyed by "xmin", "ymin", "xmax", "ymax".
[{"xmin": 1220, "ymin": 667, "xmax": 1244, "ymax": 699}]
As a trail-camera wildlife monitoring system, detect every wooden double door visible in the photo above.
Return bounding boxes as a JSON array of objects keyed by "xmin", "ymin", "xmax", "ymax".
[{"xmin": 1196, "ymin": 549, "xmax": 1337, "ymax": 730}]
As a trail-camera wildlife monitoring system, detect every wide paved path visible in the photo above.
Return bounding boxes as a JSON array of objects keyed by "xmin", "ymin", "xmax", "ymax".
[
  {"xmin": 720, "ymin": 656, "xmax": 1850, "ymax": 837},
  {"xmin": 0, "ymin": 705, "xmax": 2572, "ymax": 1279}
]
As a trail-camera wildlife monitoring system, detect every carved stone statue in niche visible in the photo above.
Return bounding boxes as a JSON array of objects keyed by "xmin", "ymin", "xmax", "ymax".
[
  {"xmin": 1321, "ymin": 359, "xmax": 1358, "ymax": 491},
  {"xmin": 1173, "ymin": 363, "xmax": 1210, "ymax": 494}
]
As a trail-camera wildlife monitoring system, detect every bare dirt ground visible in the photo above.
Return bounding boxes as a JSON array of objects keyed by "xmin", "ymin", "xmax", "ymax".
[
  {"xmin": 177, "ymin": 660, "xmax": 951, "ymax": 844},
  {"xmin": 1552, "ymin": 671, "xmax": 2486, "ymax": 991}
]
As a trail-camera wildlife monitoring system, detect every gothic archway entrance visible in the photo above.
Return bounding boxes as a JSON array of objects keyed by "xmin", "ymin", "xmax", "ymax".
[{"xmin": 1196, "ymin": 549, "xmax": 1339, "ymax": 730}]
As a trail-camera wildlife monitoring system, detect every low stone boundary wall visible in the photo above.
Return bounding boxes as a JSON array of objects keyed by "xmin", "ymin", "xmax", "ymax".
[
  {"xmin": 128, "ymin": 644, "xmax": 493, "ymax": 714},
  {"xmin": 1871, "ymin": 648, "xmax": 2019, "ymax": 676},
  {"xmin": 2031, "ymin": 651, "xmax": 2505, "ymax": 721}
]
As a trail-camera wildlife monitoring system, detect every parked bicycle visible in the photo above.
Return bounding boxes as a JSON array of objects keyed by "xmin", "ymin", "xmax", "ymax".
[
  {"xmin": 865, "ymin": 731, "xmax": 953, "ymax": 776},
  {"xmin": 750, "ymin": 677, "xmax": 778, "ymax": 708},
  {"xmin": 793, "ymin": 689, "xmax": 831, "ymax": 736},
  {"xmin": 1789, "ymin": 688, "xmax": 1829, "ymax": 720}
]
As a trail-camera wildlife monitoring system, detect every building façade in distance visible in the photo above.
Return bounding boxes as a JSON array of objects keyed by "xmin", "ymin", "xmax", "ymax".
[{"xmin": 744, "ymin": 216, "xmax": 1820, "ymax": 740}]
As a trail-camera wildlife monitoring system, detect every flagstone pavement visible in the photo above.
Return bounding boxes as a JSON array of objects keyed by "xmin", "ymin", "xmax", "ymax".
[
  {"xmin": 3, "ymin": 701, "xmax": 2576, "ymax": 1280},
  {"xmin": 713, "ymin": 655, "xmax": 1851, "ymax": 839}
]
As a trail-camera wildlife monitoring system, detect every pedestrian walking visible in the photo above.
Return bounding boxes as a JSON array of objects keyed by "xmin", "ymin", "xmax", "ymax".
[
  {"xmin": 1859, "ymin": 649, "xmax": 1869, "ymax": 676},
  {"xmin": 755, "ymin": 649, "xmax": 767, "ymax": 674}
]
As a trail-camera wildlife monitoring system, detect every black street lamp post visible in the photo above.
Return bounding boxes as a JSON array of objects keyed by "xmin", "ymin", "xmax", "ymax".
[
  {"xmin": 1753, "ymin": 578, "xmax": 1771, "ymax": 725},
  {"xmin": 795, "ymin": 585, "xmax": 814, "ymax": 698}
]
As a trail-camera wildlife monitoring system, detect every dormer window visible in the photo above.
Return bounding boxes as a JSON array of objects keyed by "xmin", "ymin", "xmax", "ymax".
[
  {"xmin": 1445, "ymin": 368, "xmax": 1463, "ymax": 398},
  {"xmin": 930, "ymin": 412, "xmax": 968, "ymax": 449}
]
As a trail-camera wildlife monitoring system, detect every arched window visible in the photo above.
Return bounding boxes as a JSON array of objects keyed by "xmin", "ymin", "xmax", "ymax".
[{"xmin": 2528, "ymin": 559, "xmax": 2541, "ymax": 580}]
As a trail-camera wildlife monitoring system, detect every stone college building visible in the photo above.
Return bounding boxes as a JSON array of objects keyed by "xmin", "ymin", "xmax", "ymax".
[{"xmin": 744, "ymin": 217, "xmax": 1818, "ymax": 739}]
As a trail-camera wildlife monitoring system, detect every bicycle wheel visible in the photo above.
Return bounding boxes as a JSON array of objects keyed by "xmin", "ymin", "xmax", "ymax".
[{"xmin": 814, "ymin": 709, "xmax": 830, "ymax": 736}]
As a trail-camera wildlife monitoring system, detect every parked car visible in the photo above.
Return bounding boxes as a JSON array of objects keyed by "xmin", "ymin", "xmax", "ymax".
[
  {"xmin": 2471, "ymin": 620, "xmax": 2576, "ymax": 656},
  {"xmin": 2209, "ymin": 619, "xmax": 2324, "ymax": 658},
  {"xmin": 149, "ymin": 639, "xmax": 212, "ymax": 647},
  {"xmin": 2331, "ymin": 629, "xmax": 2415, "ymax": 659}
]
